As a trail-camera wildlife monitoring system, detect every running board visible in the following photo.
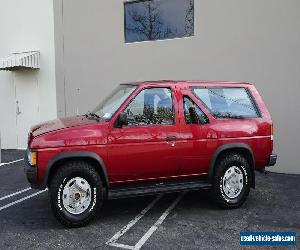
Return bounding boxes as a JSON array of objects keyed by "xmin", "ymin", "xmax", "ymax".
[{"xmin": 108, "ymin": 179, "xmax": 212, "ymax": 200}]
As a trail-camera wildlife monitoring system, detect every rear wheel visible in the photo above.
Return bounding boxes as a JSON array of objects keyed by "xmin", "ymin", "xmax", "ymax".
[
  {"xmin": 49, "ymin": 161, "xmax": 103, "ymax": 227},
  {"xmin": 212, "ymin": 153, "xmax": 252, "ymax": 208}
]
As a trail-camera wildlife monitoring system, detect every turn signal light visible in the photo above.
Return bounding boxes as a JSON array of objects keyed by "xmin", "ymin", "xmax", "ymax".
[{"xmin": 28, "ymin": 151, "xmax": 37, "ymax": 166}]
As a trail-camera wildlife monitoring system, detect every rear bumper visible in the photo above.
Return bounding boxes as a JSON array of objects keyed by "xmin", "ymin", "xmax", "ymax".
[{"xmin": 267, "ymin": 154, "xmax": 277, "ymax": 166}]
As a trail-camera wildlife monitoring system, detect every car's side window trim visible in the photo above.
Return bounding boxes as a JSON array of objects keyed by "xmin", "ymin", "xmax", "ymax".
[
  {"xmin": 120, "ymin": 86, "xmax": 176, "ymax": 127},
  {"xmin": 190, "ymin": 86, "xmax": 262, "ymax": 119},
  {"xmin": 244, "ymin": 88, "xmax": 262, "ymax": 117}
]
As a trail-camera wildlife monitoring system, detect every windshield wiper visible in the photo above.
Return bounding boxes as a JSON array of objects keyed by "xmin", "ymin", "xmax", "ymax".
[{"xmin": 85, "ymin": 111, "xmax": 101, "ymax": 121}]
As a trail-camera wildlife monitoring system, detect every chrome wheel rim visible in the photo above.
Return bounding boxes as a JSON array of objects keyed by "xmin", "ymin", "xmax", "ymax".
[
  {"xmin": 222, "ymin": 166, "xmax": 244, "ymax": 199},
  {"xmin": 62, "ymin": 177, "xmax": 92, "ymax": 215}
]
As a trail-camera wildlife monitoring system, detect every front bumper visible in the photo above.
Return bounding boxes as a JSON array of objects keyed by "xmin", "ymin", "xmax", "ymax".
[
  {"xmin": 24, "ymin": 153, "xmax": 40, "ymax": 189},
  {"xmin": 267, "ymin": 154, "xmax": 277, "ymax": 166}
]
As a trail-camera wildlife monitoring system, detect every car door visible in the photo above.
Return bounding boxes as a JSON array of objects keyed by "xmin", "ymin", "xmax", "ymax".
[
  {"xmin": 177, "ymin": 92, "xmax": 211, "ymax": 175},
  {"xmin": 107, "ymin": 86, "xmax": 180, "ymax": 183}
]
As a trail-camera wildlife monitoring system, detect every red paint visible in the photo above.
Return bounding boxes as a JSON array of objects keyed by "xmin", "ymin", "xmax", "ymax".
[{"xmin": 28, "ymin": 81, "xmax": 275, "ymax": 186}]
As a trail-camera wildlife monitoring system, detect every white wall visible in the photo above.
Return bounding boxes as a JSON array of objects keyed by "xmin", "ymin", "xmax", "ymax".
[
  {"xmin": 0, "ymin": 0, "xmax": 57, "ymax": 148},
  {"xmin": 54, "ymin": 0, "xmax": 300, "ymax": 174},
  {"xmin": 0, "ymin": 73, "xmax": 17, "ymax": 148}
]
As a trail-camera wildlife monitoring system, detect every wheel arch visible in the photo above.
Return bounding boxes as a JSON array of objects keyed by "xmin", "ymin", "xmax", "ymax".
[
  {"xmin": 45, "ymin": 151, "xmax": 109, "ymax": 188},
  {"xmin": 208, "ymin": 143, "xmax": 255, "ymax": 188}
]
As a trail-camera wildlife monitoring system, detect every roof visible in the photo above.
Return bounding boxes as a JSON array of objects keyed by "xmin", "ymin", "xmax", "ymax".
[
  {"xmin": 0, "ymin": 51, "xmax": 40, "ymax": 71},
  {"xmin": 121, "ymin": 80, "xmax": 252, "ymax": 86}
]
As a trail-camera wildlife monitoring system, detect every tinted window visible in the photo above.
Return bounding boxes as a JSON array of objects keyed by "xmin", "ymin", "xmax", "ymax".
[
  {"xmin": 191, "ymin": 87, "xmax": 259, "ymax": 118},
  {"xmin": 124, "ymin": 0, "xmax": 194, "ymax": 43},
  {"xmin": 124, "ymin": 88, "xmax": 174, "ymax": 126},
  {"xmin": 183, "ymin": 96, "xmax": 209, "ymax": 124}
]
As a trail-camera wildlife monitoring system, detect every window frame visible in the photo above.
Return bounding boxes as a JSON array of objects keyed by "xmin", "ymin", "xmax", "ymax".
[
  {"xmin": 183, "ymin": 95, "xmax": 209, "ymax": 125},
  {"xmin": 190, "ymin": 86, "xmax": 261, "ymax": 119},
  {"xmin": 123, "ymin": 0, "xmax": 195, "ymax": 44},
  {"xmin": 121, "ymin": 86, "xmax": 176, "ymax": 127}
]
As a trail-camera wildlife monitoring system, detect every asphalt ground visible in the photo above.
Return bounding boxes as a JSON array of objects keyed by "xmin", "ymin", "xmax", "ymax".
[{"xmin": 0, "ymin": 149, "xmax": 299, "ymax": 250}]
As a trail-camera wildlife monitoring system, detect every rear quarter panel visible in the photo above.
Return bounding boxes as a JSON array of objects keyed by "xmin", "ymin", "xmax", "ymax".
[{"xmin": 187, "ymin": 83, "xmax": 273, "ymax": 170}]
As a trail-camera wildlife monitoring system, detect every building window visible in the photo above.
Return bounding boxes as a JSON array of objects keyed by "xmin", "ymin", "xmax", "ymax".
[{"xmin": 124, "ymin": 0, "xmax": 194, "ymax": 43}]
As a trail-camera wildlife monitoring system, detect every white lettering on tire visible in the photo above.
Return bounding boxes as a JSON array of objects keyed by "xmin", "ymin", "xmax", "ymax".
[{"xmin": 89, "ymin": 187, "xmax": 97, "ymax": 212}]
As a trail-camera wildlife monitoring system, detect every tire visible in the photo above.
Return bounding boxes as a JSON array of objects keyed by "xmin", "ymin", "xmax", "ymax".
[
  {"xmin": 212, "ymin": 153, "xmax": 252, "ymax": 209},
  {"xmin": 49, "ymin": 161, "xmax": 103, "ymax": 227}
]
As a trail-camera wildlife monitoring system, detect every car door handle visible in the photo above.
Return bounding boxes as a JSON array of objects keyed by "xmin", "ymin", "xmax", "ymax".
[{"xmin": 166, "ymin": 136, "xmax": 177, "ymax": 142}]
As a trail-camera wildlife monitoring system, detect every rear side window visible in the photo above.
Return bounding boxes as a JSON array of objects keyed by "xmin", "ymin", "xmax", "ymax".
[{"xmin": 191, "ymin": 87, "xmax": 259, "ymax": 118}]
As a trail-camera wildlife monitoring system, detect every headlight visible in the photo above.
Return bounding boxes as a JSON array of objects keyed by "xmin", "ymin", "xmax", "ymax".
[{"xmin": 27, "ymin": 151, "xmax": 37, "ymax": 166}]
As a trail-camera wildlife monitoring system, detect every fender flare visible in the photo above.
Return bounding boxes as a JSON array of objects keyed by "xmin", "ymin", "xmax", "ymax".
[
  {"xmin": 208, "ymin": 143, "xmax": 255, "ymax": 188},
  {"xmin": 43, "ymin": 151, "xmax": 109, "ymax": 188}
]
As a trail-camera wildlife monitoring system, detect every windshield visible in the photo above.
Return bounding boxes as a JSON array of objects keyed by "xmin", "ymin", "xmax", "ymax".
[{"xmin": 92, "ymin": 85, "xmax": 137, "ymax": 120}]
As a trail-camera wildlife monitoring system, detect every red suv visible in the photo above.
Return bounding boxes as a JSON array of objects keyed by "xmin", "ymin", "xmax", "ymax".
[{"xmin": 25, "ymin": 81, "xmax": 277, "ymax": 227}]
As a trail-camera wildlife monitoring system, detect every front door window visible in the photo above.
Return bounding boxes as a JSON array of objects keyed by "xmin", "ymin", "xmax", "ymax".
[{"xmin": 124, "ymin": 87, "xmax": 174, "ymax": 126}]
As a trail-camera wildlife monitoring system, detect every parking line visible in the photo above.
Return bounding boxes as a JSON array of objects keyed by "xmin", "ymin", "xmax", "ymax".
[
  {"xmin": 106, "ymin": 192, "xmax": 185, "ymax": 250},
  {"xmin": 106, "ymin": 194, "xmax": 164, "ymax": 247},
  {"xmin": 134, "ymin": 192, "xmax": 186, "ymax": 250},
  {"xmin": 108, "ymin": 243, "xmax": 134, "ymax": 250},
  {"xmin": 0, "ymin": 187, "xmax": 31, "ymax": 202},
  {"xmin": 0, "ymin": 189, "xmax": 47, "ymax": 212},
  {"xmin": 0, "ymin": 159, "xmax": 23, "ymax": 167}
]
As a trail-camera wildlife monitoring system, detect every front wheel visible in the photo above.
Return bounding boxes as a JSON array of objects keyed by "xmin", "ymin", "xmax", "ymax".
[
  {"xmin": 212, "ymin": 153, "xmax": 252, "ymax": 209},
  {"xmin": 49, "ymin": 161, "xmax": 103, "ymax": 227}
]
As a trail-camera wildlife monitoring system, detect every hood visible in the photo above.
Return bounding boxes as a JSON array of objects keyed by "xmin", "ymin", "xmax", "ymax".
[
  {"xmin": 31, "ymin": 116, "xmax": 98, "ymax": 138},
  {"xmin": 30, "ymin": 116, "xmax": 109, "ymax": 149}
]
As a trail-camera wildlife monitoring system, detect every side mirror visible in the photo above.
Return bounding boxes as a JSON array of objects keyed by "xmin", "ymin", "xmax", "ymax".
[{"xmin": 115, "ymin": 112, "xmax": 128, "ymax": 128}]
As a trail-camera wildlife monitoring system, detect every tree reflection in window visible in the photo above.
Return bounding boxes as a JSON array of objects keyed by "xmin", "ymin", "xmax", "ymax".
[
  {"xmin": 125, "ymin": 0, "xmax": 194, "ymax": 43},
  {"xmin": 183, "ymin": 96, "xmax": 209, "ymax": 124},
  {"xmin": 124, "ymin": 88, "xmax": 174, "ymax": 126}
]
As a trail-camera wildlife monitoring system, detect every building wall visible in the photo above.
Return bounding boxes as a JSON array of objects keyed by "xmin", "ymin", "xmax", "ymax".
[
  {"xmin": 0, "ymin": 72, "xmax": 17, "ymax": 148},
  {"xmin": 0, "ymin": 0, "xmax": 57, "ymax": 148},
  {"xmin": 54, "ymin": 0, "xmax": 300, "ymax": 174}
]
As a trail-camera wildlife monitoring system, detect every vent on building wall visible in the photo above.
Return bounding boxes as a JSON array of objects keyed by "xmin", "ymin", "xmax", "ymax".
[{"xmin": 0, "ymin": 51, "xmax": 40, "ymax": 71}]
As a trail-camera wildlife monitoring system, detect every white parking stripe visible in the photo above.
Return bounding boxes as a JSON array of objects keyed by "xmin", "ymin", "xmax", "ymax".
[
  {"xmin": 108, "ymin": 243, "xmax": 134, "ymax": 250},
  {"xmin": 0, "ymin": 187, "xmax": 31, "ymax": 201},
  {"xmin": 0, "ymin": 159, "xmax": 23, "ymax": 167},
  {"xmin": 133, "ymin": 192, "xmax": 186, "ymax": 250},
  {"xmin": 106, "ymin": 192, "xmax": 185, "ymax": 250},
  {"xmin": 106, "ymin": 194, "xmax": 164, "ymax": 247},
  {"xmin": 0, "ymin": 189, "xmax": 47, "ymax": 212}
]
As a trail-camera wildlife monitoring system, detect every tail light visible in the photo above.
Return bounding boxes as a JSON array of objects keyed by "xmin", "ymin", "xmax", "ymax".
[
  {"xmin": 270, "ymin": 123, "xmax": 274, "ymax": 152},
  {"xmin": 270, "ymin": 123, "xmax": 274, "ymax": 141}
]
